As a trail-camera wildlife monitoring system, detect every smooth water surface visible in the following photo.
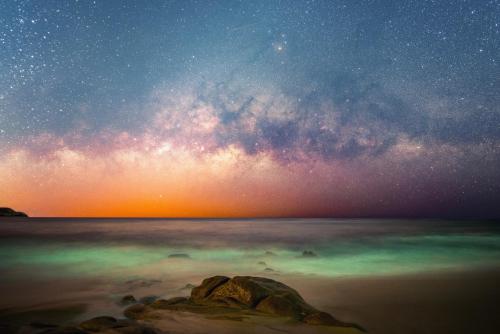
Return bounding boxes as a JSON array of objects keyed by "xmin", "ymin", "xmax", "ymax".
[{"xmin": 1, "ymin": 218, "xmax": 500, "ymax": 279}]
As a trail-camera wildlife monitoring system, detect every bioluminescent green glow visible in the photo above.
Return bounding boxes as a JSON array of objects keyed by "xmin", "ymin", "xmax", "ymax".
[{"xmin": 2, "ymin": 234, "xmax": 499, "ymax": 280}]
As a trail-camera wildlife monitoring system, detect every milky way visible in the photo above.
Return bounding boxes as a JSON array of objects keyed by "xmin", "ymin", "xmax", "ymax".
[{"xmin": 1, "ymin": 1, "xmax": 499, "ymax": 217}]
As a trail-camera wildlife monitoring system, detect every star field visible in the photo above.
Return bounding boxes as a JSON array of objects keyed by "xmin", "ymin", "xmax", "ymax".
[{"xmin": 1, "ymin": 0, "xmax": 499, "ymax": 217}]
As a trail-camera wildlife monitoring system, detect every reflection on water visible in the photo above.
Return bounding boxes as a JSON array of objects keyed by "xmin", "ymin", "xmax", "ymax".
[{"xmin": 0, "ymin": 218, "xmax": 499, "ymax": 322}]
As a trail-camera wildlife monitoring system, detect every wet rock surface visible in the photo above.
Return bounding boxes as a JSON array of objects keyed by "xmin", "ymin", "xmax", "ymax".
[{"xmin": 191, "ymin": 276, "xmax": 230, "ymax": 301}]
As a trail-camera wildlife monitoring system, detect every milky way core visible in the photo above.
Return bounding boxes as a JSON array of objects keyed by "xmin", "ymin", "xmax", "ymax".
[{"xmin": 1, "ymin": 1, "xmax": 499, "ymax": 217}]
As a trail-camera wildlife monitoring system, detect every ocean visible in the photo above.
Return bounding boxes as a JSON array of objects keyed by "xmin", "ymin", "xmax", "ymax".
[{"xmin": 1, "ymin": 218, "xmax": 500, "ymax": 333}]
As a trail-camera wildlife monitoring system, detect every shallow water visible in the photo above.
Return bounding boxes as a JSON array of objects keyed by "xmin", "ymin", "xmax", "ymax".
[
  {"xmin": 1, "ymin": 218, "xmax": 500, "ymax": 279},
  {"xmin": 1, "ymin": 218, "xmax": 500, "ymax": 326}
]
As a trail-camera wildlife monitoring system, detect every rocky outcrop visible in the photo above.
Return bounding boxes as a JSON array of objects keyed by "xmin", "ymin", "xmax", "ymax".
[
  {"xmin": 0, "ymin": 207, "xmax": 28, "ymax": 217},
  {"xmin": 193, "ymin": 276, "xmax": 322, "ymax": 320},
  {"xmin": 191, "ymin": 276, "xmax": 229, "ymax": 300},
  {"xmin": 10, "ymin": 276, "xmax": 364, "ymax": 333},
  {"xmin": 125, "ymin": 275, "xmax": 365, "ymax": 331}
]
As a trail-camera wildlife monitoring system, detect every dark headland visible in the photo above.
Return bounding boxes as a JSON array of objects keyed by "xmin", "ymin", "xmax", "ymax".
[{"xmin": 0, "ymin": 207, "xmax": 28, "ymax": 217}]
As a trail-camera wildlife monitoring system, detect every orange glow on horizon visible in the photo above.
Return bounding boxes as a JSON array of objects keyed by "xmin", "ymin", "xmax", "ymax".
[
  {"xmin": 2, "ymin": 135, "xmax": 479, "ymax": 218},
  {"xmin": 0, "ymin": 144, "xmax": 354, "ymax": 217}
]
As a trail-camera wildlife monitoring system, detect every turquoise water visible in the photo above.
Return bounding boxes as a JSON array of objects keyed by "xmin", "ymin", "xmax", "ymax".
[{"xmin": 1, "ymin": 219, "xmax": 500, "ymax": 280}]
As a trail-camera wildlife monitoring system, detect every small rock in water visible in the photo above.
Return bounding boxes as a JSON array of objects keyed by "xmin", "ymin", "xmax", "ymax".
[
  {"xmin": 264, "ymin": 251, "xmax": 276, "ymax": 256},
  {"xmin": 257, "ymin": 261, "xmax": 267, "ymax": 265},
  {"xmin": 168, "ymin": 253, "xmax": 191, "ymax": 259},
  {"xmin": 301, "ymin": 250, "xmax": 318, "ymax": 258},
  {"xmin": 120, "ymin": 294, "xmax": 137, "ymax": 305},
  {"xmin": 138, "ymin": 295, "xmax": 158, "ymax": 305},
  {"xmin": 125, "ymin": 278, "xmax": 162, "ymax": 288},
  {"xmin": 264, "ymin": 267, "xmax": 275, "ymax": 272}
]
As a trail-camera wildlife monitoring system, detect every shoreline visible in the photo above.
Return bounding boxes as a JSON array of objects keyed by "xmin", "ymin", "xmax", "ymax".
[{"xmin": 1, "ymin": 267, "xmax": 500, "ymax": 333}]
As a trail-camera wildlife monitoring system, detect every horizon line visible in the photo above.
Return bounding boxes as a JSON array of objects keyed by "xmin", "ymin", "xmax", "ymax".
[{"xmin": 6, "ymin": 216, "xmax": 500, "ymax": 221}]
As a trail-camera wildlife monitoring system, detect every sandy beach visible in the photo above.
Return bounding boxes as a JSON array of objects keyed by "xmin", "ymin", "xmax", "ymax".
[{"xmin": 2, "ymin": 268, "xmax": 500, "ymax": 333}]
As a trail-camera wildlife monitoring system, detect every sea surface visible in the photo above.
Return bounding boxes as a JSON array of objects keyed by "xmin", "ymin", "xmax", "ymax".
[{"xmin": 1, "ymin": 218, "xmax": 500, "ymax": 327}]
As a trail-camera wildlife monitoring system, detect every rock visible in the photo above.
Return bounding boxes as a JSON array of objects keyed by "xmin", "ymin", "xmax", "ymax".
[
  {"xmin": 192, "ymin": 276, "xmax": 360, "ymax": 328},
  {"xmin": 257, "ymin": 261, "xmax": 267, "ymax": 266},
  {"xmin": 138, "ymin": 295, "xmax": 158, "ymax": 305},
  {"xmin": 201, "ymin": 276, "xmax": 297, "ymax": 308},
  {"xmin": 150, "ymin": 297, "xmax": 189, "ymax": 309},
  {"xmin": 206, "ymin": 277, "xmax": 314, "ymax": 316},
  {"xmin": 123, "ymin": 304, "xmax": 147, "ymax": 320},
  {"xmin": 303, "ymin": 312, "xmax": 342, "ymax": 326},
  {"xmin": 264, "ymin": 267, "xmax": 275, "ymax": 272},
  {"xmin": 0, "ymin": 207, "xmax": 28, "ymax": 217},
  {"xmin": 264, "ymin": 251, "xmax": 276, "ymax": 256},
  {"xmin": 168, "ymin": 253, "xmax": 191, "ymax": 259},
  {"xmin": 79, "ymin": 316, "xmax": 118, "ymax": 331},
  {"xmin": 301, "ymin": 250, "xmax": 318, "ymax": 258},
  {"xmin": 124, "ymin": 279, "xmax": 161, "ymax": 288},
  {"xmin": 191, "ymin": 276, "xmax": 230, "ymax": 301},
  {"xmin": 120, "ymin": 295, "xmax": 137, "ymax": 305},
  {"xmin": 123, "ymin": 275, "xmax": 363, "ymax": 331},
  {"xmin": 255, "ymin": 294, "xmax": 305, "ymax": 318}
]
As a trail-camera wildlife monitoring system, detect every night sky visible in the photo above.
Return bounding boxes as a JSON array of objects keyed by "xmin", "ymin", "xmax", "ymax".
[{"xmin": 1, "ymin": 0, "xmax": 499, "ymax": 218}]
